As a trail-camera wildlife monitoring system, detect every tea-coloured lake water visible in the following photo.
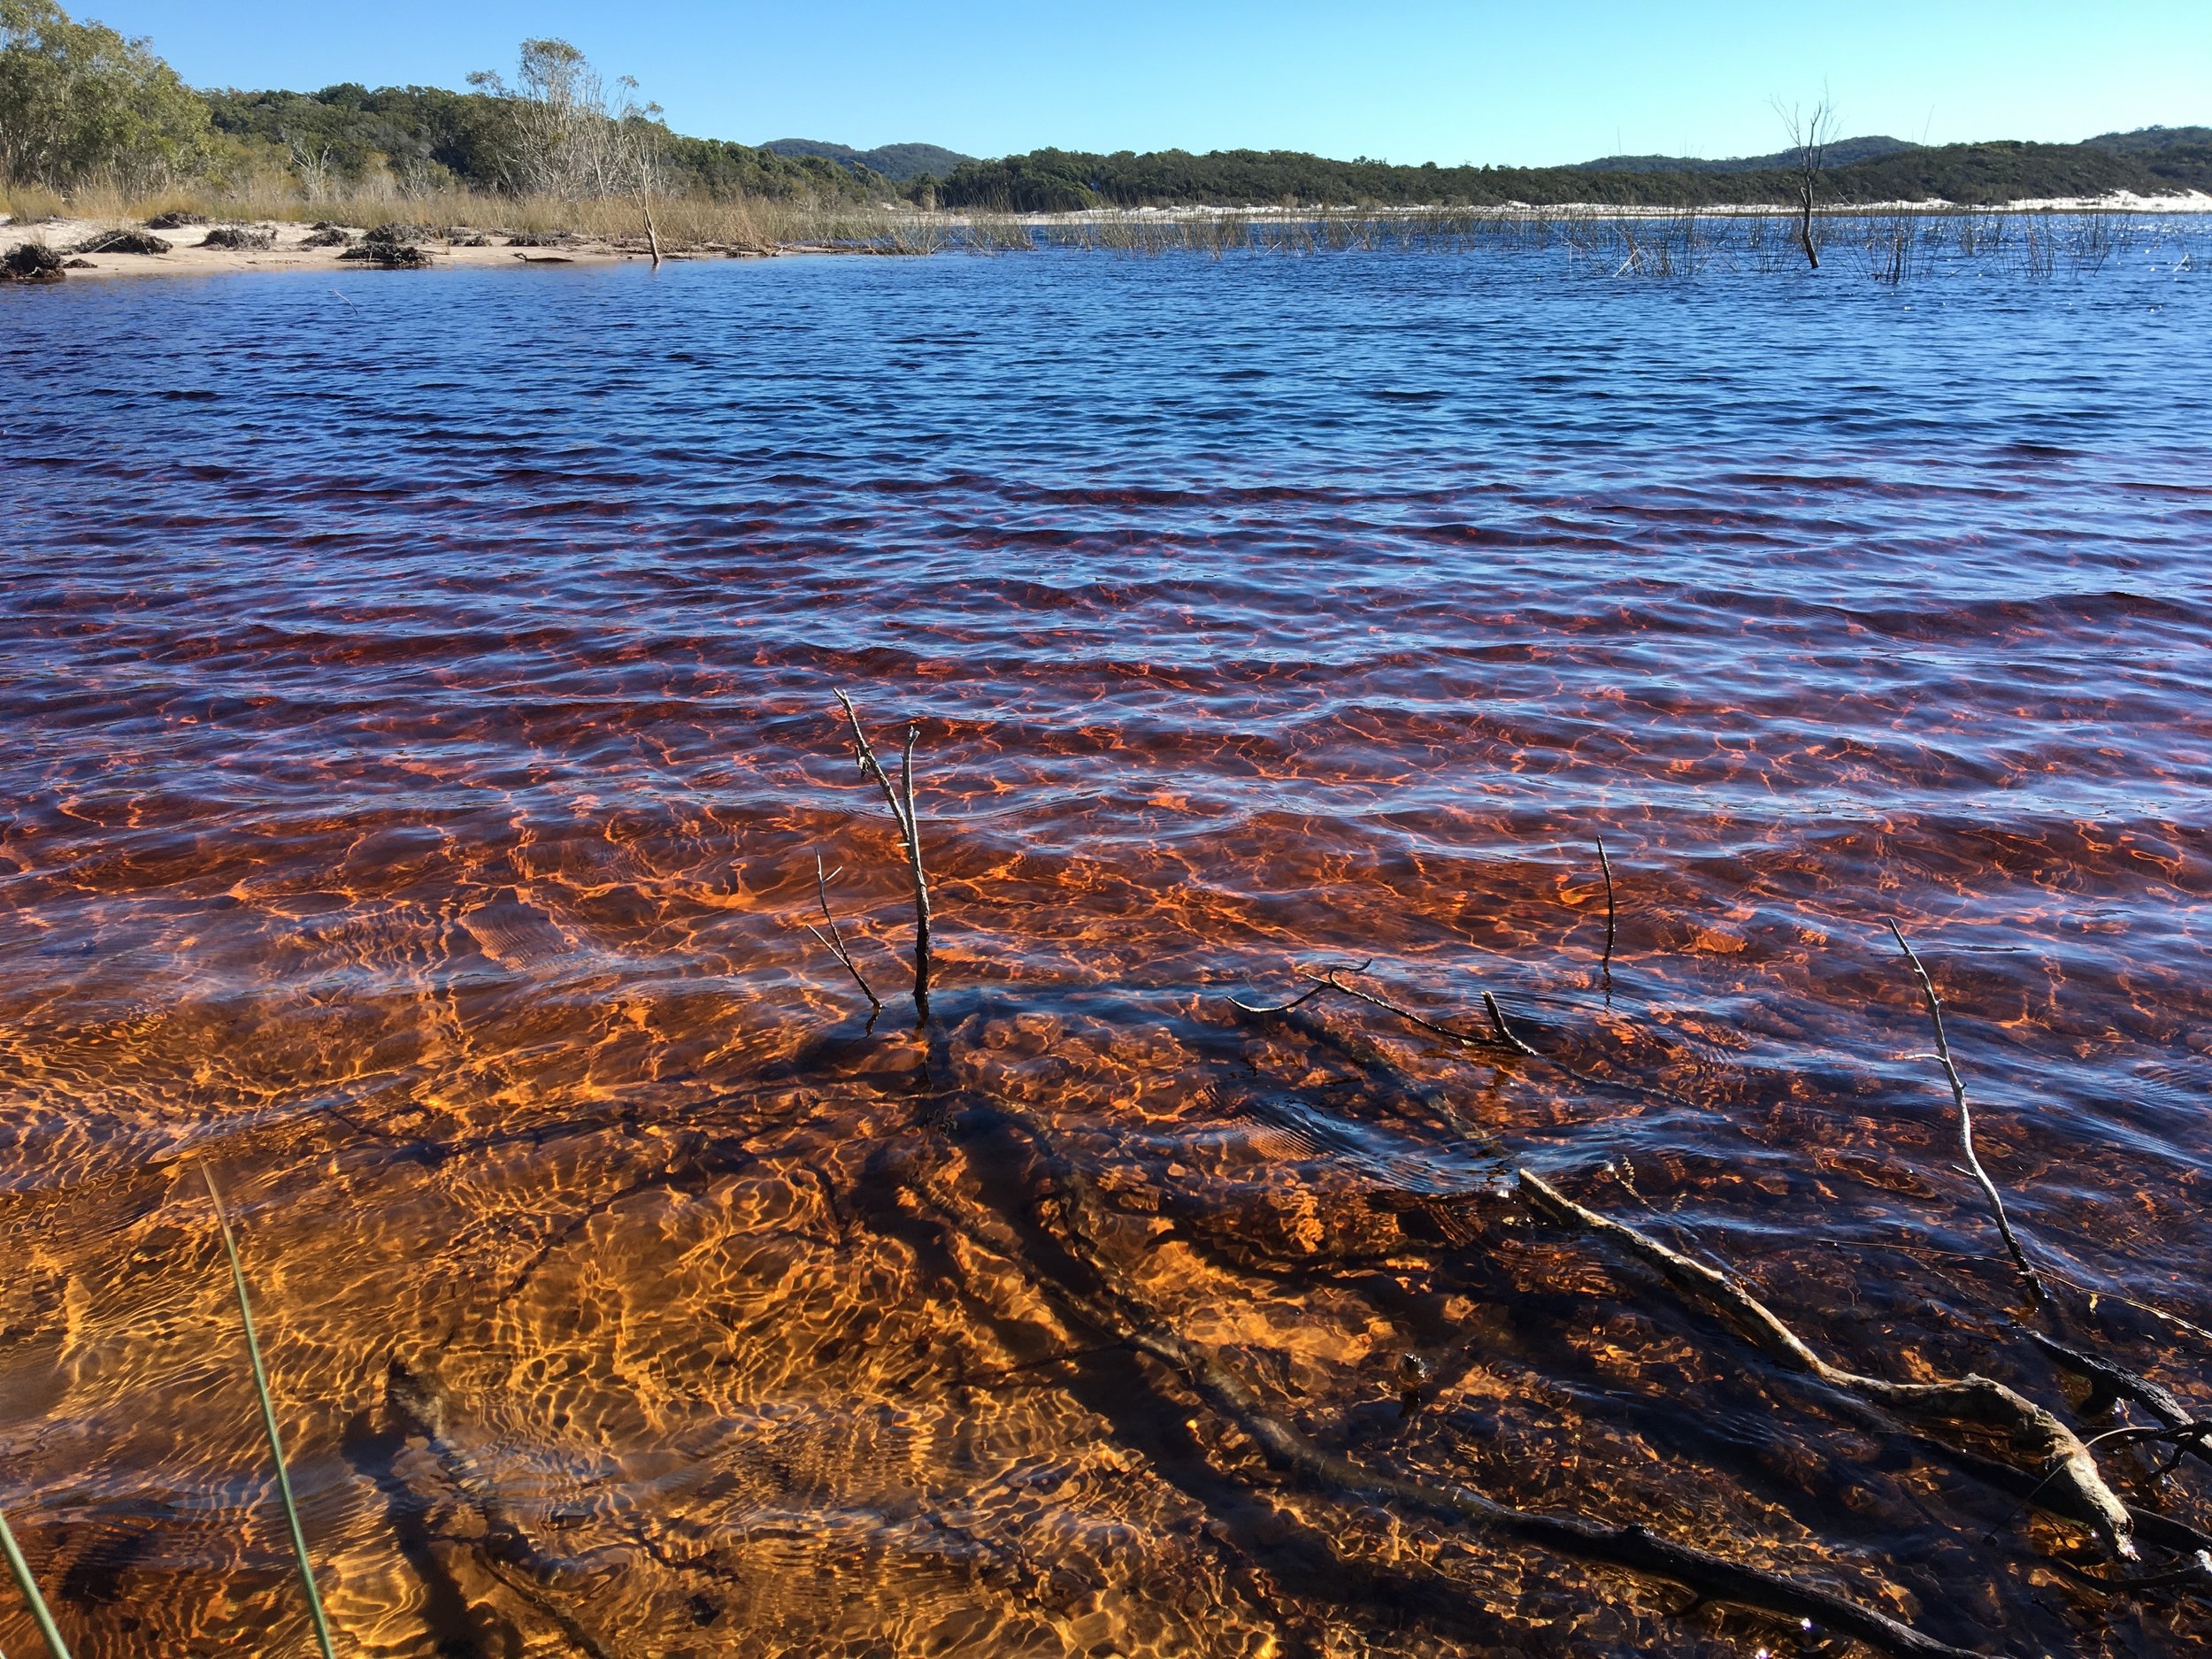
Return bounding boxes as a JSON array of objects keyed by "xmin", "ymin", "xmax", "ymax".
[{"xmin": 3, "ymin": 238, "xmax": 2210, "ymax": 1656}]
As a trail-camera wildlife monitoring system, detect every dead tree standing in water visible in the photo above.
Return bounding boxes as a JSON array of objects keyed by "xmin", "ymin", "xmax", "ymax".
[{"xmin": 1775, "ymin": 93, "xmax": 1837, "ymax": 270}]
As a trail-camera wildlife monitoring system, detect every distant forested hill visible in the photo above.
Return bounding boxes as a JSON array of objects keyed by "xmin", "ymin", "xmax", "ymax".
[
  {"xmin": 202, "ymin": 85, "xmax": 893, "ymax": 201},
  {"xmin": 935, "ymin": 128, "xmax": 2212, "ymax": 210},
  {"xmin": 1571, "ymin": 135, "xmax": 1920, "ymax": 173},
  {"xmin": 763, "ymin": 138, "xmax": 972, "ymax": 181}
]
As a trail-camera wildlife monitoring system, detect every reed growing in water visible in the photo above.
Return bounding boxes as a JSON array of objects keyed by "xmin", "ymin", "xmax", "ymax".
[{"xmin": 4, "ymin": 165, "xmax": 2185, "ymax": 283}]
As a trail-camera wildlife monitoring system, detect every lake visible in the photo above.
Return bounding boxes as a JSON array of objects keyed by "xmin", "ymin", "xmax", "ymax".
[{"xmin": 3, "ymin": 233, "xmax": 2210, "ymax": 1656}]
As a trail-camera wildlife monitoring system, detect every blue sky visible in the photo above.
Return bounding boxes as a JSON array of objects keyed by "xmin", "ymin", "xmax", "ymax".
[{"xmin": 92, "ymin": 2, "xmax": 2212, "ymax": 165}]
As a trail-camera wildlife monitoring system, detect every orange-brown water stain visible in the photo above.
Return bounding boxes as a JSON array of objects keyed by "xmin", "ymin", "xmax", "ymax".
[
  {"xmin": 8, "ymin": 257, "xmax": 2212, "ymax": 1653},
  {"xmin": 6, "ymin": 735, "xmax": 2212, "ymax": 1657}
]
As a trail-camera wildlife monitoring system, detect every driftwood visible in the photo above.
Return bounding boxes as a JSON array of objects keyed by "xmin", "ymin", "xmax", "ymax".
[
  {"xmin": 1518, "ymin": 1169, "xmax": 2134, "ymax": 1560},
  {"xmin": 2032, "ymin": 1332, "xmax": 2212, "ymax": 1476},
  {"xmin": 1886, "ymin": 922, "xmax": 2047, "ymax": 1306},
  {"xmin": 1233, "ymin": 962, "xmax": 1531, "ymax": 1056},
  {"xmin": 964, "ymin": 1104, "xmax": 1981, "ymax": 1659},
  {"xmin": 833, "ymin": 690, "xmax": 933, "ymax": 1022}
]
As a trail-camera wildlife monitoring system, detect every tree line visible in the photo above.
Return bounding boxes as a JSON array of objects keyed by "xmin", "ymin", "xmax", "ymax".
[
  {"xmin": 931, "ymin": 131, "xmax": 2212, "ymax": 212},
  {"xmin": 0, "ymin": 4, "xmax": 883, "ymax": 203},
  {"xmin": 6, "ymin": 1, "xmax": 2207, "ymax": 211}
]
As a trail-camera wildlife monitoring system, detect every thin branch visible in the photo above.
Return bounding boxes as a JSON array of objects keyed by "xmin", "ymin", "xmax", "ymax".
[
  {"xmin": 1483, "ymin": 990, "xmax": 1540, "ymax": 1056},
  {"xmin": 1594, "ymin": 834, "xmax": 1617, "ymax": 986},
  {"xmin": 833, "ymin": 690, "xmax": 933, "ymax": 1023},
  {"xmin": 1885, "ymin": 921, "xmax": 2046, "ymax": 1305},
  {"xmin": 1231, "ymin": 961, "xmax": 1533, "ymax": 1056},
  {"xmin": 202, "ymin": 1166, "xmax": 338, "ymax": 1659},
  {"xmin": 0, "ymin": 1505, "xmax": 73, "ymax": 1659},
  {"xmin": 1226, "ymin": 977, "xmax": 1337, "ymax": 1016},
  {"xmin": 2050, "ymin": 1551, "xmax": 2212, "ymax": 1594},
  {"xmin": 1519, "ymin": 1169, "xmax": 2131, "ymax": 1559},
  {"xmin": 802, "ymin": 855, "xmax": 880, "ymax": 1010}
]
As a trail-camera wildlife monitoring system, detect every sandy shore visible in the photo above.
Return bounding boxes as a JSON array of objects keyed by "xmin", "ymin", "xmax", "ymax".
[
  {"xmin": 0, "ymin": 216, "xmax": 757, "ymax": 280},
  {"xmin": 8, "ymin": 190, "xmax": 2208, "ymax": 283}
]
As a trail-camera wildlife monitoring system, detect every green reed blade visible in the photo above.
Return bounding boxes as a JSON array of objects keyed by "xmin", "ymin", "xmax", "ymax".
[
  {"xmin": 201, "ymin": 1166, "xmax": 336, "ymax": 1659},
  {"xmin": 0, "ymin": 1505, "xmax": 72, "ymax": 1659}
]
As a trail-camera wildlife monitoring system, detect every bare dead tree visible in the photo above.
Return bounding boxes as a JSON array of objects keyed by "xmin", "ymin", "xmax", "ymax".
[
  {"xmin": 284, "ymin": 134, "xmax": 337, "ymax": 203},
  {"xmin": 470, "ymin": 39, "xmax": 668, "ymax": 216},
  {"xmin": 1773, "ymin": 92, "xmax": 1837, "ymax": 270},
  {"xmin": 833, "ymin": 690, "xmax": 933, "ymax": 1023},
  {"xmin": 1886, "ymin": 921, "xmax": 2047, "ymax": 1306}
]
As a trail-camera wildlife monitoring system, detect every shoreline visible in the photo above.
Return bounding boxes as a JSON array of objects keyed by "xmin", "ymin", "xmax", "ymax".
[
  {"xmin": 0, "ymin": 216, "xmax": 767, "ymax": 281},
  {"xmin": 7, "ymin": 191, "xmax": 2209, "ymax": 285}
]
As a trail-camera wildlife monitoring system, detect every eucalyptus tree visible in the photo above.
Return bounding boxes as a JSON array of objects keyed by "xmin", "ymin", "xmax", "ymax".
[{"xmin": 0, "ymin": 0, "xmax": 211, "ymax": 189}]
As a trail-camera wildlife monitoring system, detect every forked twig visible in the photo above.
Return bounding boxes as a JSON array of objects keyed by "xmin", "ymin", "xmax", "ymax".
[
  {"xmin": 1886, "ymin": 921, "xmax": 2046, "ymax": 1305},
  {"xmin": 0, "ymin": 1505, "xmax": 73, "ymax": 1659},
  {"xmin": 203, "ymin": 1166, "xmax": 338, "ymax": 1659},
  {"xmin": 833, "ymin": 690, "xmax": 933, "ymax": 1023},
  {"xmin": 802, "ymin": 855, "xmax": 881, "ymax": 1011}
]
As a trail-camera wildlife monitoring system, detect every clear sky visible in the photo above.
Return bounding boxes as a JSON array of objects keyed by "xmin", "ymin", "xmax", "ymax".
[{"xmin": 85, "ymin": 2, "xmax": 2212, "ymax": 165}]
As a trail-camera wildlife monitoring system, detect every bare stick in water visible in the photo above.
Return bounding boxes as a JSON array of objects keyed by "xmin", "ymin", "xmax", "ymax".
[
  {"xmin": 1885, "ymin": 921, "xmax": 2046, "ymax": 1306},
  {"xmin": 1519, "ymin": 1168, "xmax": 2124, "ymax": 1557},
  {"xmin": 1594, "ymin": 834, "xmax": 1617, "ymax": 985},
  {"xmin": 833, "ymin": 690, "xmax": 933, "ymax": 1022},
  {"xmin": 202, "ymin": 1166, "xmax": 338, "ymax": 1659},
  {"xmin": 0, "ymin": 1506, "xmax": 73, "ymax": 1659},
  {"xmin": 1232, "ymin": 961, "xmax": 1532, "ymax": 1055},
  {"xmin": 802, "ymin": 855, "xmax": 882, "ymax": 1012}
]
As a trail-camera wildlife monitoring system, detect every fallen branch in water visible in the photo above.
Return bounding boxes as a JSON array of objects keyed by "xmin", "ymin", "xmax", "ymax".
[
  {"xmin": 1885, "ymin": 921, "xmax": 2047, "ymax": 1306},
  {"xmin": 1233, "ymin": 962, "xmax": 1532, "ymax": 1055},
  {"xmin": 969, "ymin": 1102, "xmax": 1979, "ymax": 1659},
  {"xmin": 2032, "ymin": 1331, "xmax": 2212, "ymax": 1476},
  {"xmin": 800, "ymin": 854, "xmax": 881, "ymax": 1014},
  {"xmin": 1482, "ymin": 989, "xmax": 1540, "ymax": 1056},
  {"xmin": 833, "ymin": 690, "xmax": 933, "ymax": 1023},
  {"xmin": 1517, "ymin": 1168, "xmax": 2135, "ymax": 1561}
]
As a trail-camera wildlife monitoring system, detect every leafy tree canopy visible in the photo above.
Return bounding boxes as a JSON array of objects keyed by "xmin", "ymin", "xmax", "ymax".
[{"xmin": 0, "ymin": 0, "xmax": 212, "ymax": 188}]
